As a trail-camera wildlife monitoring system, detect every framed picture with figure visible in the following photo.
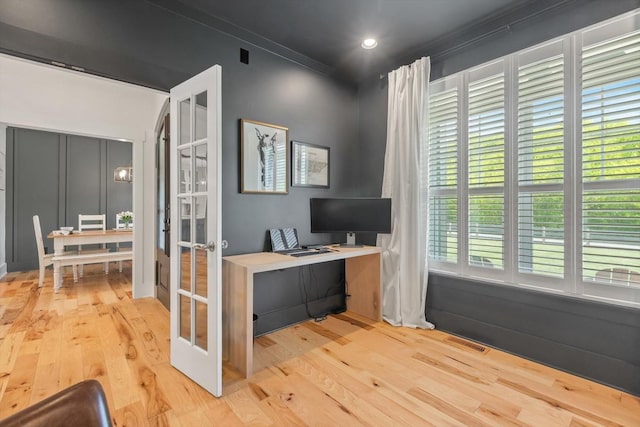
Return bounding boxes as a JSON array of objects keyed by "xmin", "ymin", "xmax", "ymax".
[
  {"xmin": 240, "ymin": 119, "xmax": 289, "ymax": 194},
  {"xmin": 291, "ymin": 141, "xmax": 329, "ymax": 188}
]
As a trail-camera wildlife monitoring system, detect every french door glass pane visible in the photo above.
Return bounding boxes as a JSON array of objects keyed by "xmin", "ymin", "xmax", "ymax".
[
  {"xmin": 179, "ymin": 148, "xmax": 191, "ymax": 193},
  {"xmin": 195, "ymin": 300, "xmax": 208, "ymax": 351},
  {"xmin": 195, "ymin": 91, "xmax": 207, "ymax": 141},
  {"xmin": 179, "ymin": 246, "xmax": 191, "ymax": 291},
  {"xmin": 194, "ymin": 249, "xmax": 208, "ymax": 298},
  {"xmin": 179, "ymin": 294, "xmax": 191, "ymax": 341},
  {"xmin": 179, "ymin": 197, "xmax": 191, "ymax": 242},
  {"xmin": 195, "ymin": 143, "xmax": 207, "ymax": 193},
  {"xmin": 194, "ymin": 196, "xmax": 207, "ymax": 244},
  {"xmin": 179, "ymin": 98, "xmax": 191, "ymax": 146}
]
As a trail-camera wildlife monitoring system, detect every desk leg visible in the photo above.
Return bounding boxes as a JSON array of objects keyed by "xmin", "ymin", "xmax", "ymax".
[
  {"xmin": 222, "ymin": 261, "xmax": 253, "ymax": 378},
  {"xmin": 345, "ymin": 253, "xmax": 382, "ymax": 321}
]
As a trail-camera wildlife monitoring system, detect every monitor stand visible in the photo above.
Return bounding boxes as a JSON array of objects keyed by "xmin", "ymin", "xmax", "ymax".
[{"xmin": 340, "ymin": 232, "xmax": 363, "ymax": 248}]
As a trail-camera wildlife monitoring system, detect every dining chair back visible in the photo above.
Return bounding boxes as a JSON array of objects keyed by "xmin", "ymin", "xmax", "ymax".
[
  {"xmin": 33, "ymin": 214, "xmax": 46, "ymax": 264},
  {"xmin": 33, "ymin": 215, "xmax": 77, "ymax": 287},
  {"xmin": 78, "ymin": 214, "xmax": 109, "ymax": 275},
  {"xmin": 78, "ymin": 214, "xmax": 107, "ymax": 232}
]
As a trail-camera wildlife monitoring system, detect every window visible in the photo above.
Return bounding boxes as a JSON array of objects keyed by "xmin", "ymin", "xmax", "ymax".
[
  {"xmin": 427, "ymin": 11, "xmax": 640, "ymax": 306},
  {"xmin": 468, "ymin": 65, "xmax": 505, "ymax": 270},
  {"xmin": 516, "ymin": 42, "xmax": 566, "ymax": 283},
  {"xmin": 428, "ymin": 78, "xmax": 459, "ymax": 263},
  {"xmin": 581, "ymin": 28, "xmax": 640, "ymax": 301}
]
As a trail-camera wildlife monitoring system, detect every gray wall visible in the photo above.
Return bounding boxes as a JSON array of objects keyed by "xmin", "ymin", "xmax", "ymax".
[
  {"xmin": 6, "ymin": 127, "xmax": 132, "ymax": 271},
  {"xmin": 355, "ymin": 0, "xmax": 640, "ymax": 395},
  {"xmin": 427, "ymin": 274, "xmax": 640, "ymax": 395},
  {"xmin": 0, "ymin": 0, "xmax": 359, "ymax": 329}
]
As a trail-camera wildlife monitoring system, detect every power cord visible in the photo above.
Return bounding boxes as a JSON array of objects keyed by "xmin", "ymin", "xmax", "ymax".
[{"xmin": 298, "ymin": 265, "xmax": 346, "ymax": 321}]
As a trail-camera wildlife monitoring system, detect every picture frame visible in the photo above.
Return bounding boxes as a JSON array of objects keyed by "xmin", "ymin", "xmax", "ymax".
[
  {"xmin": 291, "ymin": 140, "xmax": 330, "ymax": 188},
  {"xmin": 240, "ymin": 119, "xmax": 289, "ymax": 194}
]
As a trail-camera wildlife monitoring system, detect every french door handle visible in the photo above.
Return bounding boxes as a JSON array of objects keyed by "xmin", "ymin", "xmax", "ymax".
[{"xmin": 193, "ymin": 241, "xmax": 216, "ymax": 252}]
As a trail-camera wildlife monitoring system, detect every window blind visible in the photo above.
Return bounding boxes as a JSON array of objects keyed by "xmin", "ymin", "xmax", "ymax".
[
  {"xmin": 429, "ymin": 90, "xmax": 458, "ymax": 189},
  {"xmin": 582, "ymin": 31, "xmax": 640, "ymax": 287},
  {"xmin": 468, "ymin": 74, "xmax": 505, "ymax": 187},
  {"xmin": 517, "ymin": 55, "xmax": 565, "ymax": 277},
  {"xmin": 468, "ymin": 73, "xmax": 505, "ymax": 268},
  {"xmin": 428, "ymin": 88, "xmax": 458, "ymax": 263}
]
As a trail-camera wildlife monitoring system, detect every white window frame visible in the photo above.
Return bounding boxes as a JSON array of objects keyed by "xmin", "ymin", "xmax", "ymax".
[{"xmin": 427, "ymin": 10, "xmax": 640, "ymax": 308}]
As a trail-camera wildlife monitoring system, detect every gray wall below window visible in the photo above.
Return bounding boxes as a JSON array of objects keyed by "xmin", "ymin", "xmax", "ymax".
[
  {"xmin": 427, "ymin": 273, "xmax": 640, "ymax": 396},
  {"xmin": 0, "ymin": 0, "xmax": 358, "ymax": 330},
  {"xmin": 356, "ymin": 0, "xmax": 640, "ymax": 396},
  {"xmin": 6, "ymin": 127, "xmax": 132, "ymax": 271}
]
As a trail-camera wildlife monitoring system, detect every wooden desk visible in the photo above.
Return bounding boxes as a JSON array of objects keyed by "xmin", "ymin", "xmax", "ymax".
[
  {"xmin": 222, "ymin": 246, "xmax": 381, "ymax": 377},
  {"xmin": 48, "ymin": 230, "xmax": 133, "ymax": 291}
]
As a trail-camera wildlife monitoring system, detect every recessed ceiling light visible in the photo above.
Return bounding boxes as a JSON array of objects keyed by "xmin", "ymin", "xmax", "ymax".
[{"xmin": 361, "ymin": 38, "xmax": 378, "ymax": 49}]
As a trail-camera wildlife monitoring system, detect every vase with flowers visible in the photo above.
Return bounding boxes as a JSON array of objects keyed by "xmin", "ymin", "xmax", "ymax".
[{"xmin": 118, "ymin": 211, "xmax": 133, "ymax": 229}]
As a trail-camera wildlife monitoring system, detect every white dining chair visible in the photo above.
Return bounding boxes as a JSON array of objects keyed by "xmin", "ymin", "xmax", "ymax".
[
  {"xmin": 33, "ymin": 215, "xmax": 77, "ymax": 287},
  {"xmin": 78, "ymin": 214, "xmax": 109, "ymax": 276},
  {"xmin": 115, "ymin": 212, "xmax": 133, "ymax": 272}
]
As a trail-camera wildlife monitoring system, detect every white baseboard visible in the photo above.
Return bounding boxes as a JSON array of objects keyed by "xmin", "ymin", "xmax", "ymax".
[
  {"xmin": 132, "ymin": 281, "xmax": 156, "ymax": 299},
  {"xmin": 0, "ymin": 263, "xmax": 7, "ymax": 279}
]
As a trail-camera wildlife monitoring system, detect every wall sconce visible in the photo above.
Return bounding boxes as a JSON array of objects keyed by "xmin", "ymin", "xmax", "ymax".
[{"xmin": 114, "ymin": 166, "xmax": 133, "ymax": 183}]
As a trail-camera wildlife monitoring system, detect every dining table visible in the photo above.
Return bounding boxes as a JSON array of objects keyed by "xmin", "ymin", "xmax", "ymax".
[{"xmin": 47, "ymin": 229, "xmax": 133, "ymax": 290}]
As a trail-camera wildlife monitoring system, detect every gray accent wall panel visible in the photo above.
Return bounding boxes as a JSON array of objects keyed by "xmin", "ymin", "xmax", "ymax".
[
  {"xmin": 7, "ymin": 128, "xmax": 61, "ymax": 267},
  {"xmin": 6, "ymin": 127, "xmax": 132, "ymax": 271},
  {"xmin": 66, "ymin": 135, "xmax": 103, "ymax": 223}
]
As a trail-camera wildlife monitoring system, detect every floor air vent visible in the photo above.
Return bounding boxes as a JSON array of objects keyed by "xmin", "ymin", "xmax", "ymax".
[{"xmin": 445, "ymin": 336, "xmax": 487, "ymax": 353}]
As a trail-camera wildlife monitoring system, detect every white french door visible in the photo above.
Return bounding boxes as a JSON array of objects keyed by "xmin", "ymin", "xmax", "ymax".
[{"xmin": 169, "ymin": 65, "xmax": 222, "ymax": 396}]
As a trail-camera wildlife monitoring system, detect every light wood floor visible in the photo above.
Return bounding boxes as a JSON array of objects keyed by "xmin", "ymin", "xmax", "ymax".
[{"xmin": 0, "ymin": 266, "xmax": 638, "ymax": 426}]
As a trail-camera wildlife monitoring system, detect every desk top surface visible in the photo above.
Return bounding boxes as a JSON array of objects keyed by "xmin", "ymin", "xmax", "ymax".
[{"xmin": 223, "ymin": 245, "xmax": 381, "ymax": 273}]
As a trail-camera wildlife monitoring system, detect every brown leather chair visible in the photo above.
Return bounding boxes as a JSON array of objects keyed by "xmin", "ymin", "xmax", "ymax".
[{"xmin": 0, "ymin": 380, "xmax": 112, "ymax": 427}]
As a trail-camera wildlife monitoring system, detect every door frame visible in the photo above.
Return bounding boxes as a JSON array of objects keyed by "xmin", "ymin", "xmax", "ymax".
[{"xmin": 154, "ymin": 98, "xmax": 171, "ymax": 307}]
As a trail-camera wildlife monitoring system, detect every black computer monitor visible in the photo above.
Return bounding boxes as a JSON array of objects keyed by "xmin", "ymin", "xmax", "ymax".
[{"xmin": 310, "ymin": 198, "xmax": 392, "ymax": 247}]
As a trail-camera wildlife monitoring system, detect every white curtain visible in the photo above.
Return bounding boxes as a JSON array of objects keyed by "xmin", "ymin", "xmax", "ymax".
[{"xmin": 377, "ymin": 57, "xmax": 434, "ymax": 329}]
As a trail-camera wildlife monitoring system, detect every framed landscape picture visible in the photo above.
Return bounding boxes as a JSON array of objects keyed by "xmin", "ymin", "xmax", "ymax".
[
  {"xmin": 291, "ymin": 140, "xmax": 329, "ymax": 188},
  {"xmin": 240, "ymin": 119, "xmax": 289, "ymax": 194}
]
